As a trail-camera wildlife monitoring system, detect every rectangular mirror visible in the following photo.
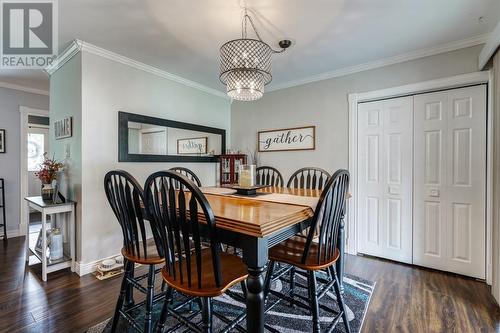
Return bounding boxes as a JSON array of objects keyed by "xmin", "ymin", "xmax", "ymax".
[{"xmin": 119, "ymin": 112, "xmax": 225, "ymax": 162}]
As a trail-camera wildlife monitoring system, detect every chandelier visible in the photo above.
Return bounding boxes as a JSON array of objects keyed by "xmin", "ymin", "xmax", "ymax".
[{"xmin": 219, "ymin": 7, "xmax": 291, "ymax": 101}]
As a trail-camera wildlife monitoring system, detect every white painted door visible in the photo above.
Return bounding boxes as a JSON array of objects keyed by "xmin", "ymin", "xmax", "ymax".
[
  {"xmin": 357, "ymin": 96, "xmax": 414, "ymax": 263},
  {"xmin": 413, "ymin": 85, "xmax": 486, "ymax": 278}
]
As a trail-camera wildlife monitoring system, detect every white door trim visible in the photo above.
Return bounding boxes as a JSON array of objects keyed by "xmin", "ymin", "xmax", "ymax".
[
  {"xmin": 348, "ymin": 71, "xmax": 492, "ymax": 283},
  {"xmin": 19, "ymin": 106, "xmax": 49, "ymax": 236}
]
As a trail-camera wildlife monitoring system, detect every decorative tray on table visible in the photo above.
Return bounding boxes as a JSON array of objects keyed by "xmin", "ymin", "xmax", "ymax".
[{"xmin": 230, "ymin": 185, "xmax": 269, "ymax": 196}]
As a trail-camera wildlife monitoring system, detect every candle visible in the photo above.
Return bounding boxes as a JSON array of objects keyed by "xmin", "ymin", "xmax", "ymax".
[{"xmin": 239, "ymin": 165, "xmax": 256, "ymax": 188}]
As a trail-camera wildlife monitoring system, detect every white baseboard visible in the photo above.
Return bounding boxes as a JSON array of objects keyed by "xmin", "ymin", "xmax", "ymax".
[
  {"xmin": 3, "ymin": 228, "xmax": 21, "ymax": 239},
  {"xmin": 74, "ymin": 253, "xmax": 121, "ymax": 276}
]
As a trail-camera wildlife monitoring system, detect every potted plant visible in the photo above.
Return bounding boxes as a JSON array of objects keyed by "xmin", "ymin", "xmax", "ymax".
[{"xmin": 35, "ymin": 153, "xmax": 64, "ymax": 202}]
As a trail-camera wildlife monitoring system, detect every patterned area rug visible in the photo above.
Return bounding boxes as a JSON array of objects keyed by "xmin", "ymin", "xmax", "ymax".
[{"xmin": 87, "ymin": 273, "xmax": 374, "ymax": 333}]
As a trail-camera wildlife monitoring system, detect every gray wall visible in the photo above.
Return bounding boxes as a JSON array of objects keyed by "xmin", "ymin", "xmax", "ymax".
[
  {"xmin": 48, "ymin": 50, "xmax": 231, "ymax": 264},
  {"xmin": 231, "ymin": 45, "xmax": 484, "ymax": 182},
  {"xmin": 49, "ymin": 52, "xmax": 82, "ymax": 257},
  {"xmin": 0, "ymin": 88, "xmax": 49, "ymax": 234}
]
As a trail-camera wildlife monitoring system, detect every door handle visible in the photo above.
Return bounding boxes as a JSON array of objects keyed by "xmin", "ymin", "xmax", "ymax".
[
  {"xmin": 429, "ymin": 189, "xmax": 440, "ymax": 197},
  {"xmin": 388, "ymin": 186, "xmax": 400, "ymax": 195}
]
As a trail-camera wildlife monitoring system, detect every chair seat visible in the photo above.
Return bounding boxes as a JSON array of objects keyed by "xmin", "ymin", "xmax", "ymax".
[
  {"xmin": 269, "ymin": 235, "xmax": 339, "ymax": 270},
  {"xmin": 121, "ymin": 239, "xmax": 165, "ymax": 265},
  {"xmin": 162, "ymin": 248, "xmax": 248, "ymax": 297}
]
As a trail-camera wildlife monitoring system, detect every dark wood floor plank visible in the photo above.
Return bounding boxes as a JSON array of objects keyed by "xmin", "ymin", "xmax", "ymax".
[{"xmin": 1, "ymin": 237, "xmax": 499, "ymax": 332}]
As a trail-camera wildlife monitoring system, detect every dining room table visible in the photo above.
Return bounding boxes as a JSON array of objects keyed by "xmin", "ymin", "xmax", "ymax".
[{"xmin": 192, "ymin": 185, "xmax": 348, "ymax": 333}]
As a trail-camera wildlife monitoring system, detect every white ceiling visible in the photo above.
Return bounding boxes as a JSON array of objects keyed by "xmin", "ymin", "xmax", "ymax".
[{"xmin": 2, "ymin": 0, "xmax": 499, "ymax": 93}]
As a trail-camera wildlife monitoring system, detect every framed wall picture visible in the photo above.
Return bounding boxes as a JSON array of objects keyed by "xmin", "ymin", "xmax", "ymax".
[
  {"xmin": 0, "ymin": 129, "xmax": 5, "ymax": 153},
  {"xmin": 54, "ymin": 117, "xmax": 72, "ymax": 140},
  {"xmin": 177, "ymin": 137, "xmax": 208, "ymax": 155},
  {"xmin": 258, "ymin": 126, "xmax": 315, "ymax": 152}
]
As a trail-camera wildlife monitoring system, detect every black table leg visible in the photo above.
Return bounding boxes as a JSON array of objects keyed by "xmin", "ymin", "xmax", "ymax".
[{"xmin": 242, "ymin": 237, "xmax": 268, "ymax": 333}]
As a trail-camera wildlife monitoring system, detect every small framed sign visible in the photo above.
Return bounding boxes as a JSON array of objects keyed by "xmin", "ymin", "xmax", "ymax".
[
  {"xmin": 177, "ymin": 137, "xmax": 208, "ymax": 155},
  {"xmin": 54, "ymin": 117, "xmax": 72, "ymax": 140},
  {"xmin": 0, "ymin": 129, "xmax": 5, "ymax": 153},
  {"xmin": 258, "ymin": 126, "xmax": 315, "ymax": 152}
]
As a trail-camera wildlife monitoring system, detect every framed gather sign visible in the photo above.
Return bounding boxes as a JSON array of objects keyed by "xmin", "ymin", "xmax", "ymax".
[
  {"xmin": 177, "ymin": 137, "xmax": 208, "ymax": 154},
  {"xmin": 258, "ymin": 126, "xmax": 315, "ymax": 152}
]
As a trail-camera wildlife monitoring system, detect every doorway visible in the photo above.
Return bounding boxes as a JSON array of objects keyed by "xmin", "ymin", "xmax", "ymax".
[{"xmin": 19, "ymin": 106, "xmax": 49, "ymax": 236}]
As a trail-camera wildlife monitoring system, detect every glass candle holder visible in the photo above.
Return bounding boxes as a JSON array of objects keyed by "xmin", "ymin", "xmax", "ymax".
[{"xmin": 239, "ymin": 164, "xmax": 256, "ymax": 188}]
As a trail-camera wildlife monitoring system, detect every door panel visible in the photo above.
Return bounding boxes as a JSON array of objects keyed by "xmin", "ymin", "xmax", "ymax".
[
  {"xmin": 413, "ymin": 85, "xmax": 485, "ymax": 278},
  {"xmin": 357, "ymin": 96, "xmax": 413, "ymax": 263}
]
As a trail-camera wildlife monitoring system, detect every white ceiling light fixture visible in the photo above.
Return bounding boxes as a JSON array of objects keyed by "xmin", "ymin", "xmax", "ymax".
[{"xmin": 219, "ymin": 6, "xmax": 291, "ymax": 101}]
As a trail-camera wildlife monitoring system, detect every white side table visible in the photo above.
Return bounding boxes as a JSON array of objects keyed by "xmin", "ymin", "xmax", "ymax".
[{"xmin": 24, "ymin": 196, "xmax": 75, "ymax": 281}]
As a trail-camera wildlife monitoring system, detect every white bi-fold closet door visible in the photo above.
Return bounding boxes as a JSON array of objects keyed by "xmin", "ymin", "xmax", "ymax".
[
  {"xmin": 413, "ymin": 85, "xmax": 486, "ymax": 279},
  {"xmin": 357, "ymin": 96, "xmax": 414, "ymax": 264},
  {"xmin": 357, "ymin": 85, "xmax": 486, "ymax": 279}
]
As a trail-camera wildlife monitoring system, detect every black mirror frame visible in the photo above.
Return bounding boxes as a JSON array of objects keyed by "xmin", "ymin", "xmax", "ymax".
[{"xmin": 118, "ymin": 111, "xmax": 226, "ymax": 163}]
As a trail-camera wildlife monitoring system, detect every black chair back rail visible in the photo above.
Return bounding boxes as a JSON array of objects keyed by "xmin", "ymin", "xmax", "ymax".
[
  {"xmin": 256, "ymin": 166, "xmax": 284, "ymax": 187},
  {"xmin": 302, "ymin": 169, "xmax": 349, "ymax": 265},
  {"xmin": 287, "ymin": 167, "xmax": 331, "ymax": 190},
  {"xmin": 104, "ymin": 170, "xmax": 162, "ymax": 260},
  {"xmin": 169, "ymin": 167, "xmax": 202, "ymax": 187},
  {"xmin": 144, "ymin": 171, "xmax": 223, "ymax": 289}
]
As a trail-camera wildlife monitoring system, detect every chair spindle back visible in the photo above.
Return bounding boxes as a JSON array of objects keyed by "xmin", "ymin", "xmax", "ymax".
[
  {"xmin": 287, "ymin": 167, "xmax": 331, "ymax": 190},
  {"xmin": 169, "ymin": 167, "xmax": 202, "ymax": 187},
  {"xmin": 256, "ymin": 166, "xmax": 284, "ymax": 187},
  {"xmin": 104, "ymin": 170, "xmax": 163, "ymax": 260},
  {"xmin": 302, "ymin": 169, "xmax": 350, "ymax": 265},
  {"xmin": 144, "ymin": 171, "xmax": 222, "ymax": 288}
]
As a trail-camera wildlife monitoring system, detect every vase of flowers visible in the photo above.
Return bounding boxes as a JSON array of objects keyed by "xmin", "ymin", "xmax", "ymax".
[{"xmin": 35, "ymin": 153, "xmax": 64, "ymax": 202}]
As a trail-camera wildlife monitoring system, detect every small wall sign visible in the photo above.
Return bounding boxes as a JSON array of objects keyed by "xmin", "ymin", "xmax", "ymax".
[
  {"xmin": 0, "ymin": 129, "xmax": 5, "ymax": 153},
  {"xmin": 54, "ymin": 117, "xmax": 72, "ymax": 140},
  {"xmin": 177, "ymin": 137, "xmax": 208, "ymax": 154},
  {"xmin": 258, "ymin": 126, "xmax": 315, "ymax": 152}
]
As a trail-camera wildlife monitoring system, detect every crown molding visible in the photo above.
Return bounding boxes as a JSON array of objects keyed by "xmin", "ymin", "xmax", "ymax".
[
  {"xmin": 268, "ymin": 33, "xmax": 490, "ymax": 92},
  {"xmin": 479, "ymin": 22, "xmax": 500, "ymax": 69},
  {"xmin": 0, "ymin": 81, "xmax": 49, "ymax": 96},
  {"xmin": 46, "ymin": 39, "xmax": 228, "ymax": 99}
]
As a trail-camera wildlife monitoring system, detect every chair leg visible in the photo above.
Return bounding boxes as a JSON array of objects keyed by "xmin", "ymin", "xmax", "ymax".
[
  {"xmin": 111, "ymin": 259, "xmax": 132, "ymax": 333},
  {"xmin": 289, "ymin": 266, "xmax": 296, "ymax": 306},
  {"xmin": 156, "ymin": 286, "xmax": 173, "ymax": 333},
  {"xmin": 144, "ymin": 264, "xmax": 156, "ymax": 333},
  {"xmin": 241, "ymin": 280, "xmax": 248, "ymax": 299},
  {"xmin": 263, "ymin": 260, "xmax": 276, "ymax": 299},
  {"xmin": 125, "ymin": 261, "xmax": 135, "ymax": 309},
  {"xmin": 330, "ymin": 266, "xmax": 351, "ymax": 333},
  {"xmin": 308, "ymin": 271, "xmax": 320, "ymax": 333},
  {"xmin": 201, "ymin": 297, "xmax": 213, "ymax": 333}
]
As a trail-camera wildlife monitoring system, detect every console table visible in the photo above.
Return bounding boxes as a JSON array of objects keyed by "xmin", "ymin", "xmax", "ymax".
[{"xmin": 24, "ymin": 196, "xmax": 75, "ymax": 281}]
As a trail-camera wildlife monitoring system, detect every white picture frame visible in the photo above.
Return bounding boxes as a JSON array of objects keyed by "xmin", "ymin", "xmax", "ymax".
[
  {"xmin": 54, "ymin": 117, "xmax": 72, "ymax": 140},
  {"xmin": 258, "ymin": 126, "xmax": 315, "ymax": 152},
  {"xmin": 177, "ymin": 137, "xmax": 208, "ymax": 155}
]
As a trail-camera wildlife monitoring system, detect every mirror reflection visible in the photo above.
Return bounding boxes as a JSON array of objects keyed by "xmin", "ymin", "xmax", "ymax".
[{"xmin": 127, "ymin": 122, "xmax": 222, "ymax": 156}]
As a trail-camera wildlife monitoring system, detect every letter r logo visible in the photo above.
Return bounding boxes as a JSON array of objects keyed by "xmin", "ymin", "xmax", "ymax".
[{"xmin": 2, "ymin": 2, "xmax": 53, "ymax": 54}]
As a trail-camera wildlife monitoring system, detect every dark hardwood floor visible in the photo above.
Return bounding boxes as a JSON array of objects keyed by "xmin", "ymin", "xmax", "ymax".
[{"xmin": 1, "ymin": 236, "xmax": 499, "ymax": 332}]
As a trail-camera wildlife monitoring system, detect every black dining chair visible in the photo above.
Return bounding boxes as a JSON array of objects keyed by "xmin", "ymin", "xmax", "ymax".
[
  {"xmin": 287, "ymin": 167, "xmax": 331, "ymax": 190},
  {"xmin": 264, "ymin": 170, "xmax": 351, "ymax": 333},
  {"xmin": 144, "ymin": 171, "xmax": 248, "ymax": 333},
  {"xmin": 169, "ymin": 167, "xmax": 202, "ymax": 187},
  {"xmin": 256, "ymin": 166, "xmax": 284, "ymax": 187},
  {"xmin": 104, "ymin": 170, "xmax": 165, "ymax": 333},
  {"xmin": 286, "ymin": 167, "xmax": 332, "ymax": 297}
]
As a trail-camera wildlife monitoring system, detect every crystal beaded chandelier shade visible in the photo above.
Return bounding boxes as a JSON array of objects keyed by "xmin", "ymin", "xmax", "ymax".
[{"xmin": 219, "ymin": 8, "xmax": 289, "ymax": 101}]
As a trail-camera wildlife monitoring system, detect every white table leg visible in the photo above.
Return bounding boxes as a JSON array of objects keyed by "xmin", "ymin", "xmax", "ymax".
[
  {"xmin": 25, "ymin": 202, "xmax": 30, "ymax": 262},
  {"xmin": 41, "ymin": 212, "xmax": 47, "ymax": 282},
  {"xmin": 70, "ymin": 206, "xmax": 75, "ymax": 272}
]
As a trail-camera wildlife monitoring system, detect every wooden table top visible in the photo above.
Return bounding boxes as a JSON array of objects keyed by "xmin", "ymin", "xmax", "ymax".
[{"xmin": 201, "ymin": 187, "xmax": 320, "ymax": 238}]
